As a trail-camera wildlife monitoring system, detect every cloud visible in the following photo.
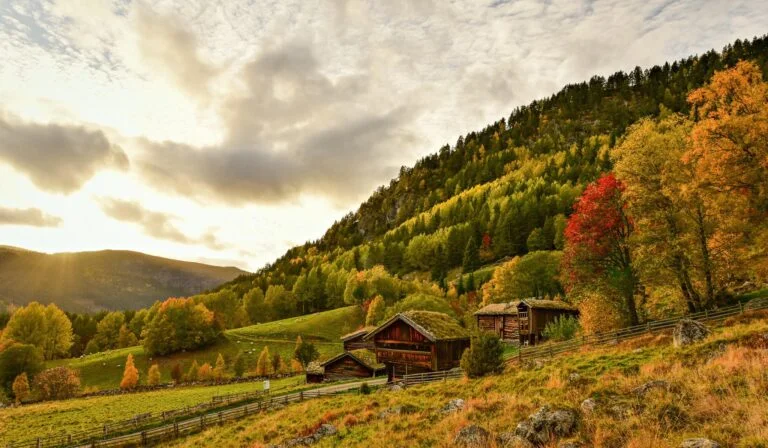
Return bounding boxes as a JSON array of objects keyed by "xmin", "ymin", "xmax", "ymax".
[
  {"xmin": 133, "ymin": 4, "xmax": 218, "ymax": 100},
  {"xmin": 98, "ymin": 197, "xmax": 227, "ymax": 249},
  {"xmin": 0, "ymin": 207, "xmax": 62, "ymax": 227},
  {"xmin": 137, "ymin": 41, "xmax": 421, "ymax": 205},
  {"xmin": 0, "ymin": 113, "xmax": 129, "ymax": 193}
]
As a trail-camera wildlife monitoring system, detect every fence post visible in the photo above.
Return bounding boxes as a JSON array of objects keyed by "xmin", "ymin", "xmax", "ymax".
[
  {"xmin": 300, "ymin": 391, "xmax": 304, "ymax": 401},
  {"xmin": 36, "ymin": 439, "xmax": 40, "ymax": 448},
  {"xmin": 549, "ymin": 345, "xmax": 553, "ymax": 359},
  {"xmin": 140, "ymin": 431, "xmax": 147, "ymax": 446},
  {"xmin": 739, "ymin": 301, "xmax": 744, "ymax": 314},
  {"xmin": 705, "ymin": 309, "xmax": 709, "ymax": 320},
  {"xmin": 174, "ymin": 422, "xmax": 179, "ymax": 437},
  {"xmin": 200, "ymin": 415, "xmax": 204, "ymax": 430},
  {"xmin": 646, "ymin": 322, "xmax": 651, "ymax": 334}
]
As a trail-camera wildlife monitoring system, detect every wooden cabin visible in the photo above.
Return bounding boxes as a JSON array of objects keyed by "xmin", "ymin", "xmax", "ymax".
[
  {"xmin": 321, "ymin": 349, "xmax": 385, "ymax": 381},
  {"xmin": 365, "ymin": 311, "xmax": 470, "ymax": 381},
  {"xmin": 517, "ymin": 299, "xmax": 579, "ymax": 345},
  {"xmin": 305, "ymin": 361, "xmax": 325, "ymax": 384},
  {"xmin": 341, "ymin": 326, "xmax": 375, "ymax": 351},
  {"xmin": 474, "ymin": 302, "xmax": 520, "ymax": 343}
]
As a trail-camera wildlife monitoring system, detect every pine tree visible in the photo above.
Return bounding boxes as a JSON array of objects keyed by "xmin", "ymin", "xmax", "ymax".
[
  {"xmin": 186, "ymin": 360, "xmax": 199, "ymax": 382},
  {"xmin": 120, "ymin": 354, "xmax": 139, "ymax": 390},
  {"xmin": 12, "ymin": 372, "xmax": 30, "ymax": 404},
  {"xmin": 233, "ymin": 354, "xmax": 246, "ymax": 378},
  {"xmin": 214, "ymin": 353, "xmax": 226, "ymax": 381},
  {"xmin": 147, "ymin": 364, "xmax": 161, "ymax": 386},
  {"xmin": 462, "ymin": 236, "xmax": 480, "ymax": 273}
]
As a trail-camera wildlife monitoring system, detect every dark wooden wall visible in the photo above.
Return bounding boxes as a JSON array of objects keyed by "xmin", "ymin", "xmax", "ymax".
[{"xmin": 324, "ymin": 357, "xmax": 374, "ymax": 380}]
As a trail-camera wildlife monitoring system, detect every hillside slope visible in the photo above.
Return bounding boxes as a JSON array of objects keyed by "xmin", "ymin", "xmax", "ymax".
[
  {"xmin": 0, "ymin": 246, "xmax": 246, "ymax": 311},
  {"xmin": 165, "ymin": 312, "xmax": 768, "ymax": 448}
]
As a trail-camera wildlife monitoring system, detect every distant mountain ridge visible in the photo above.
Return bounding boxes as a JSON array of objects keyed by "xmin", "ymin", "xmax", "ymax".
[{"xmin": 0, "ymin": 246, "xmax": 247, "ymax": 311}]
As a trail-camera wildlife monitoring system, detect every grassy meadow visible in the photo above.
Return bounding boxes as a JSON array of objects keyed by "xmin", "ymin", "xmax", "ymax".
[
  {"xmin": 49, "ymin": 306, "xmax": 364, "ymax": 390},
  {"xmin": 0, "ymin": 375, "xmax": 309, "ymax": 446},
  {"xmin": 163, "ymin": 312, "xmax": 768, "ymax": 448}
]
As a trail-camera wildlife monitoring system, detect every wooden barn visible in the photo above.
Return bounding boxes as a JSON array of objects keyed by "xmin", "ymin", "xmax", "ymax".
[
  {"xmin": 321, "ymin": 349, "xmax": 385, "ymax": 381},
  {"xmin": 517, "ymin": 299, "xmax": 579, "ymax": 345},
  {"xmin": 305, "ymin": 361, "xmax": 324, "ymax": 384},
  {"xmin": 474, "ymin": 301, "xmax": 520, "ymax": 343},
  {"xmin": 340, "ymin": 326, "xmax": 375, "ymax": 351},
  {"xmin": 365, "ymin": 311, "xmax": 470, "ymax": 380}
]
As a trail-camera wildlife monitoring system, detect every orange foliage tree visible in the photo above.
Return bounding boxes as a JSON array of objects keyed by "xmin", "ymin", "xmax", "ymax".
[{"xmin": 120, "ymin": 354, "xmax": 139, "ymax": 390}]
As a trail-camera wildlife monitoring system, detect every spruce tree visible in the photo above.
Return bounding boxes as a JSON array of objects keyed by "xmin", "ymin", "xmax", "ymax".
[{"xmin": 462, "ymin": 236, "xmax": 480, "ymax": 273}]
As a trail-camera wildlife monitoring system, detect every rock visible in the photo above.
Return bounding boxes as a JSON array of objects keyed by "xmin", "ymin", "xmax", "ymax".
[
  {"xmin": 567, "ymin": 373, "xmax": 581, "ymax": 383},
  {"xmin": 454, "ymin": 424, "xmax": 490, "ymax": 447},
  {"xmin": 379, "ymin": 404, "xmax": 418, "ymax": 419},
  {"xmin": 442, "ymin": 398, "xmax": 465, "ymax": 414},
  {"xmin": 497, "ymin": 432, "xmax": 535, "ymax": 448},
  {"xmin": 673, "ymin": 319, "xmax": 711, "ymax": 348},
  {"xmin": 558, "ymin": 442, "xmax": 581, "ymax": 448},
  {"xmin": 315, "ymin": 424, "xmax": 337, "ymax": 437},
  {"xmin": 388, "ymin": 384, "xmax": 404, "ymax": 392},
  {"xmin": 515, "ymin": 406, "xmax": 579, "ymax": 445},
  {"xmin": 580, "ymin": 398, "xmax": 596, "ymax": 414},
  {"xmin": 680, "ymin": 438, "xmax": 721, "ymax": 448},
  {"xmin": 632, "ymin": 380, "xmax": 670, "ymax": 397},
  {"xmin": 276, "ymin": 424, "xmax": 337, "ymax": 447}
]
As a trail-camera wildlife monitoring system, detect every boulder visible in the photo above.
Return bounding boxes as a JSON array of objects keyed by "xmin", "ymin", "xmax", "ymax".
[
  {"xmin": 632, "ymin": 380, "xmax": 670, "ymax": 397},
  {"xmin": 515, "ymin": 406, "xmax": 579, "ymax": 445},
  {"xmin": 442, "ymin": 398, "xmax": 466, "ymax": 414},
  {"xmin": 579, "ymin": 398, "xmax": 596, "ymax": 415},
  {"xmin": 680, "ymin": 438, "xmax": 721, "ymax": 448},
  {"xmin": 454, "ymin": 424, "xmax": 490, "ymax": 447},
  {"xmin": 276, "ymin": 424, "xmax": 337, "ymax": 447},
  {"xmin": 567, "ymin": 373, "xmax": 581, "ymax": 383},
  {"xmin": 497, "ymin": 433, "xmax": 535, "ymax": 448},
  {"xmin": 673, "ymin": 319, "xmax": 711, "ymax": 347}
]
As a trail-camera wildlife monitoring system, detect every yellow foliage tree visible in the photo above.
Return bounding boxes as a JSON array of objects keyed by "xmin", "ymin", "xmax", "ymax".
[
  {"xmin": 291, "ymin": 359, "xmax": 304, "ymax": 374},
  {"xmin": 12, "ymin": 373, "xmax": 30, "ymax": 404},
  {"xmin": 214, "ymin": 353, "xmax": 226, "ymax": 381},
  {"xmin": 147, "ymin": 364, "xmax": 161, "ymax": 386},
  {"xmin": 186, "ymin": 360, "xmax": 199, "ymax": 382},
  {"xmin": 120, "ymin": 354, "xmax": 139, "ymax": 390},
  {"xmin": 576, "ymin": 290, "xmax": 623, "ymax": 336},
  {"xmin": 255, "ymin": 346, "xmax": 273, "ymax": 377}
]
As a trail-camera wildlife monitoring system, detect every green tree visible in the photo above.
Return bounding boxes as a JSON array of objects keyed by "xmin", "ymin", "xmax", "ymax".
[
  {"xmin": 93, "ymin": 311, "xmax": 125, "ymax": 351},
  {"xmin": 147, "ymin": 364, "xmax": 161, "ymax": 386},
  {"xmin": 242, "ymin": 287, "xmax": 266, "ymax": 324},
  {"xmin": 2, "ymin": 302, "xmax": 73, "ymax": 360},
  {"xmin": 142, "ymin": 298, "xmax": 219, "ymax": 356},
  {"xmin": 294, "ymin": 341, "xmax": 319, "ymax": 368},
  {"xmin": 214, "ymin": 353, "xmax": 226, "ymax": 381},
  {"xmin": 0, "ymin": 344, "xmax": 44, "ymax": 393},
  {"xmin": 526, "ymin": 228, "xmax": 547, "ymax": 252},
  {"xmin": 233, "ymin": 354, "xmax": 246, "ymax": 378},
  {"xmin": 460, "ymin": 332, "xmax": 504, "ymax": 378},
  {"xmin": 186, "ymin": 360, "xmax": 200, "ymax": 382},
  {"xmin": 462, "ymin": 236, "xmax": 480, "ymax": 273}
]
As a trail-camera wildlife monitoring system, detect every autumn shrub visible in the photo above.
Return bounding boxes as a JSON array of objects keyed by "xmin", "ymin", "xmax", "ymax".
[
  {"xmin": 460, "ymin": 332, "xmax": 504, "ymax": 378},
  {"xmin": 186, "ymin": 360, "xmax": 199, "ymax": 382},
  {"xmin": 35, "ymin": 367, "xmax": 81, "ymax": 400},
  {"xmin": 198, "ymin": 363, "xmax": 213, "ymax": 381},
  {"xmin": 0, "ymin": 343, "xmax": 44, "ymax": 393},
  {"xmin": 147, "ymin": 364, "xmax": 161, "ymax": 386},
  {"xmin": 576, "ymin": 289, "xmax": 624, "ymax": 335},
  {"xmin": 359, "ymin": 382, "xmax": 371, "ymax": 395},
  {"xmin": 170, "ymin": 363, "xmax": 183, "ymax": 384},
  {"xmin": 12, "ymin": 373, "xmax": 30, "ymax": 404},
  {"xmin": 542, "ymin": 315, "xmax": 580, "ymax": 341}
]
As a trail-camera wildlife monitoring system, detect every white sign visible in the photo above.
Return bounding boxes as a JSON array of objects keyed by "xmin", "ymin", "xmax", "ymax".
[{"xmin": 263, "ymin": 379, "xmax": 270, "ymax": 391}]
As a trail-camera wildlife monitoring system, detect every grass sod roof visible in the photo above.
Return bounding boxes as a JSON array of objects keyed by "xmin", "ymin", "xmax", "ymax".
[
  {"xmin": 365, "ymin": 310, "xmax": 470, "ymax": 342},
  {"xmin": 340, "ymin": 326, "xmax": 376, "ymax": 341},
  {"xmin": 519, "ymin": 298, "xmax": 579, "ymax": 311},
  {"xmin": 474, "ymin": 301, "xmax": 520, "ymax": 316},
  {"xmin": 321, "ymin": 349, "xmax": 385, "ymax": 371},
  {"xmin": 305, "ymin": 361, "xmax": 324, "ymax": 375}
]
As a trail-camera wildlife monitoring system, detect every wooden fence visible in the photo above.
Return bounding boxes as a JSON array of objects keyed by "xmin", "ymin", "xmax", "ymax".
[
  {"xmin": 511, "ymin": 297, "xmax": 768, "ymax": 364},
  {"xmin": 400, "ymin": 368, "xmax": 464, "ymax": 386}
]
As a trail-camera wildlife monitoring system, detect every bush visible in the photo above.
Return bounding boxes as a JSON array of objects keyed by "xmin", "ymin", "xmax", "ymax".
[
  {"xmin": 147, "ymin": 364, "xmax": 161, "ymax": 386},
  {"xmin": 170, "ymin": 363, "xmax": 183, "ymax": 384},
  {"xmin": 460, "ymin": 332, "xmax": 504, "ymax": 378},
  {"xmin": 12, "ymin": 373, "xmax": 30, "ymax": 404},
  {"xmin": 542, "ymin": 315, "xmax": 581, "ymax": 341},
  {"xmin": 359, "ymin": 382, "xmax": 371, "ymax": 395},
  {"xmin": 233, "ymin": 354, "xmax": 246, "ymax": 378},
  {"xmin": 35, "ymin": 367, "xmax": 81, "ymax": 400},
  {"xmin": 198, "ymin": 363, "xmax": 213, "ymax": 381}
]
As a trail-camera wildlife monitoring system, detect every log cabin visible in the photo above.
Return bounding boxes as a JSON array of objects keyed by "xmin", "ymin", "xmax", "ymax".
[
  {"xmin": 305, "ymin": 361, "xmax": 324, "ymax": 384},
  {"xmin": 474, "ymin": 301, "xmax": 520, "ymax": 343},
  {"xmin": 517, "ymin": 299, "xmax": 579, "ymax": 345},
  {"xmin": 321, "ymin": 349, "xmax": 385, "ymax": 381},
  {"xmin": 340, "ymin": 326, "xmax": 375, "ymax": 351},
  {"xmin": 365, "ymin": 310, "xmax": 470, "ymax": 381}
]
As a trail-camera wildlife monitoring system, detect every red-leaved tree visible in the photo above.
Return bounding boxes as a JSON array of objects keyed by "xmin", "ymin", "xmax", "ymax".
[{"xmin": 563, "ymin": 173, "xmax": 641, "ymax": 325}]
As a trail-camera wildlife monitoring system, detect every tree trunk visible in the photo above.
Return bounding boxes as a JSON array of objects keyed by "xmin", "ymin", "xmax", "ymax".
[{"xmin": 695, "ymin": 205, "xmax": 715, "ymax": 308}]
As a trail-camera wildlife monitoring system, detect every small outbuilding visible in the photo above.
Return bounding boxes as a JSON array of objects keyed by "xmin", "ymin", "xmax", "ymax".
[
  {"xmin": 340, "ymin": 326, "xmax": 375, "ymax": 351},
  {"xmin": 517, "ymin": 299, "xmax": 579, "ymax": 345},
  {"xmin": 321, "ymin": 349, "xmax": 385, "ymax": 381},
  {"xmin": 365, "ymin": 310, "xmax": 470, "ymax": 380},
  {"xmin": 305, "ymin": 361, "xmax": 324, "ymax": 384},
  {"xmin": 474, "ymin": 301, "xmax": 520, "ymax": 342}
]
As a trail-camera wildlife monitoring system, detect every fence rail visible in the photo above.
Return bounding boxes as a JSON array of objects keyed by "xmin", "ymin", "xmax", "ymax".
[
  {"xmin": 511, "ymin": 297, "xmax": 768, "ymax": 364},
  {"xmin": 400, "ymin": 368, "xmax": 464, "ymax": 386}
]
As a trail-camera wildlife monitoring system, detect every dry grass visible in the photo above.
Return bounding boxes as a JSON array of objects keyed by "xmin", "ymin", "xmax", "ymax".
[{"xmin": 164, "ymin": 316, "xmax": 768, "ymax": 448}]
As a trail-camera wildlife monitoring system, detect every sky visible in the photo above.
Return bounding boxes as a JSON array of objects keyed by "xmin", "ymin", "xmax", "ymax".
[{"xmin": 1, "ymin": 0, "xmax": 766, "ymax": 272}]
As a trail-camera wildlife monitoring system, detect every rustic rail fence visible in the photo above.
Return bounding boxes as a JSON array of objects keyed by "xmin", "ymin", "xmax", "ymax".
[
  {"xmin": 400, "ymin": 368, "xmax": 464, "ymax": 386},
  {"xmin": 511, "ymin": 297, "xmax": 768, "ymax": 364}
]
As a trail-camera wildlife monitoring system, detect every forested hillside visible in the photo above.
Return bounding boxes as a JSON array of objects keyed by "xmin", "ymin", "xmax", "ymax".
[
  {"xmin": 0, "ymin": 247, "xmax": 245, "ymax": 311},
  {"xmin": 213, "ymin": 36, "xmax": 768, "ymax": 318}
]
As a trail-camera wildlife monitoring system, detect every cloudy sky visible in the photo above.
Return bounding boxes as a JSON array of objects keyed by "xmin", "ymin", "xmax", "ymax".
[{"xmin": 1, "ymin": 0, "xmax": 765, "ymax": 271}]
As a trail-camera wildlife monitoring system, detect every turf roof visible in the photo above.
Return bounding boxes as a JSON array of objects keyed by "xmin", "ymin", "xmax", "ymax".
[
  {"xmin": 366, "ymin": 310, "xmax": 469, "ymax": 341},
  {"xmin": 519, "ymin": 299, "xmax": 578, "ymax": 311}
]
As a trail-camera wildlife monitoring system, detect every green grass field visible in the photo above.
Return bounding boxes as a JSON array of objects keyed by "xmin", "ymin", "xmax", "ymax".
[
  {"xmin": 0, "ymin": 375, "xmax": 308, "ymax": 446},
  {"xmin": 49, "ymin": 306, "xmax": 364, "ymax": 390}
]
